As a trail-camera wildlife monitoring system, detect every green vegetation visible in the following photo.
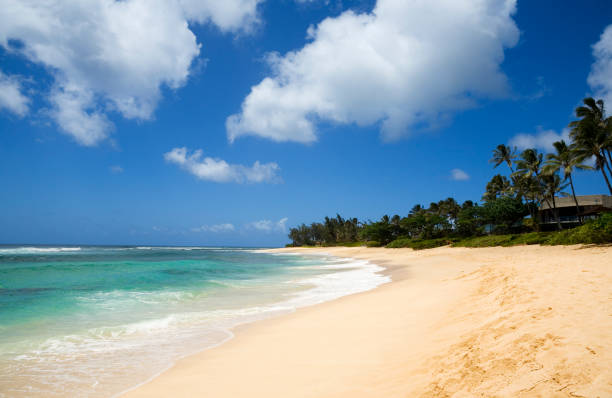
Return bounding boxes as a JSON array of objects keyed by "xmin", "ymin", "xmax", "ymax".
[
  {"xmin": 288, "ymin": 97, "xmax": 612, "ymax": 249},
  {"xmin": 452, "ymin": 233, "xmax": 553, "ymax": 248},
  {"xmin": 546, "ymin": 212, "xmax": 612, "ymax": 245},
  {"xmin": 387, "ymin": 238, "xmax": 454, "ymax": 250},
  {"xmin": 453, "ymin": 213, "xmax": 612, "ymax": 247},
  {"xmin": 384, "ymin": 213, "xmax": 612, "ymax": 249}
]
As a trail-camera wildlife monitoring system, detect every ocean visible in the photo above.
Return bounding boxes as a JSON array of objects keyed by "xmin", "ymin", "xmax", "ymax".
[{"xmin": 0, "ymin": 246, "xmax": 388, "ymax": 397}]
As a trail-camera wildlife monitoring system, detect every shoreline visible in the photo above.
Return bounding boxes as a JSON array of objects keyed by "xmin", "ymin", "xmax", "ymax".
[
  {"xmin": 114, "ymin": 249, "xmax": 389, "ymax": 398},
  {"xmin": 122, "ymin": 245, "xmax": 612, "ymax": 397}
]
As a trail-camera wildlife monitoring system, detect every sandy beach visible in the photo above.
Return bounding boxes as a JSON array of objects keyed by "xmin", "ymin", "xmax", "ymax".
[{"xmin": 123, "ymin": 245, "xmax": 612, "ymax": 398}]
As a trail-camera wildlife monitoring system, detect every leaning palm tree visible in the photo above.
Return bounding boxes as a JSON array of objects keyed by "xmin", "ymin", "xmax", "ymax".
[
  {"xmin": 569, "ymin": 97, "xmax": 612, "ymax": 194},
  {"xmin": 541, "ymin": 173, "xmax": 569, "ymax": 231},
  {"xmin": 604, "ymin": 118, "xmax": 612, "ymax": 166},
  {"xmin": 543, "ymin": 140, "xmax": 593, "ymax": 223},
  {"xmin": 490, "ymin": 144, "xmax": 517, "ymax": 173}
]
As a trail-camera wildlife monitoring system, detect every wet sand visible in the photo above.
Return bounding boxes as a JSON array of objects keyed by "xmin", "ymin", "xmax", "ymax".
[{"xmin": 123, "ymin": 245, "xmax": 612, "ymax": 397}]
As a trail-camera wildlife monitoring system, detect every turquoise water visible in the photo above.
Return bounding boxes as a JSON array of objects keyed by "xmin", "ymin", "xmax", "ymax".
[{"xmin": 0, "ymin": 246, "xmax": 388, "ymax": 397}]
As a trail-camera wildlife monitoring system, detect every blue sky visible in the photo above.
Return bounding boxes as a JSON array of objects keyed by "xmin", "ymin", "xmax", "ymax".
[{"xmin": 1, "ymin": 0, "xmax": 611, "ymax": 247}]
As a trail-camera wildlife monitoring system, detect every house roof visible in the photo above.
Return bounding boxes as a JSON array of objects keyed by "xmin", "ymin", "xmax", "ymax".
[{"xmin": 540, "ymin": 194, "xmax": 612, "ymax": 210}]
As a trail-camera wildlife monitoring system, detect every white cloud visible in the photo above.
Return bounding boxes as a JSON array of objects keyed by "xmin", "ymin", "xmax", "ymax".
[
  {"xmin": 227, "ymin": 0, "xmax": 519, "ymax": 143},
  {"xmin": 191, "ymin": 223, "xmax": 235, "ymax": 233},
  {"xmin": 450, "ymin": 168, "xmax": 470, "ymax": 181},
  {"xmin": 0, "ymin": 71, "xmax": 29, "ymax": 116},
  {"xmin": 509, "ymin": 128, "xmax": 597, "ymax": 167},
  {"xmin": 179, "ymin": 0, "xmax": 262, "ymax": 32},
  {"xmin": 0, "ymin": 0, "xmax": 262, "ymax": 146},
  {"xmin": 50, "ymin": 86, "xmax": 113, "ymax": 146},
  {"xmin": 164, "ymin": 147, "xmax": 281, "ymax": 183},
  {"xmin": 246, "ymin": 217, "xmax": 288, "ymax": 233},
  {"xmin": 110, "ymin": 165, "xmax": 123, "ymax": 173},
  {"xmin": 191, "ymin": 218, "xmax": 288, "ymax": 234},
  {"xmin": 509, "ymin": 128, "xmax": 570, "ymax": 152},
  {"xmin": 588, "ymin": 24, "xmax": 612, "ymax": 106}
]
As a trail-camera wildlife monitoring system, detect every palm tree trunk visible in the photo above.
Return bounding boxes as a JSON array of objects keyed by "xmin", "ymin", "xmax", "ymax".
[
  {"xmin": 531, "ymin": 199, "xmax": 540, "ymax": 232},
  {"xmin": 602, "ymin": 151, "xmax": 612, "ymax": 181},
  {"xmin": 568, "ymin": 174, "xmax": 582, "ymax": 224},
  {"xmin": 542, "ymin": 196, "xmax": 553, "ymax": 227},
  {"xmin": 600, "ymin": 163, "xmax": 612, "ymax": 195},
  {"xmin": 606, "ymin": 160, "xmax": 612, "ymax": 179},
  {"xmin": 552, "ymin": 195, "xmax": 562, "ymax": 231}
]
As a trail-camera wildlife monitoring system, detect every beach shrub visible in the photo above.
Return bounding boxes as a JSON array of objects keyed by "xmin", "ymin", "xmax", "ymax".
[
  {"xmin": 386, "ymin": 238, "xmax": 452, "ymax": 250},
  {"xmin": 544, "ymin": 230, "xmax": 575, "ymax": 245},
  {"xmin": 546, "ymin": 212, "xmax": 612, "ymax": 245},
  {"xmin": 510, "ymin": 232, "xmax": 554, "ymax": 245},
  {"xmin": 338, "ymin": 241, "xmax": 366, "ymax": 247},
  {"xmin": 577, "ymin": 212, "xmax": 612, "ymax": 243},
  {"xmin": 453, "ymin": 234, "xmax": 515, "ymax": 247},
  {"xmin": 386, "ymin": 238, "xmax": 413, "ymax": 248},
  {"xmin": 410, "ymin": 238, "xmax": 452, "ymax": 250},
  {"xmin": 365, "ymin": 241, "xmax": 382, "ymax": 247},
  {"xmin": 452, "ymin": 214, "xmax": 612, "ymax": 247},
  {"xmin": 453, "ymin": 232, "xmax": 553, "ymax": 247}
]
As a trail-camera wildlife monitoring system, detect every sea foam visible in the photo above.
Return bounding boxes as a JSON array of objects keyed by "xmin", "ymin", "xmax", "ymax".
[
  {"xmin": 0, "ymin": 249, "xmax": 388, "ymax": 398},
  {"xmin": 0, "ymin": 247, "xmax": 82, "ymax": 254}
]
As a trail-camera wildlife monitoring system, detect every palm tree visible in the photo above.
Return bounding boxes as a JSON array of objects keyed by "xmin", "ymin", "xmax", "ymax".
[
  {"xmin": 513, "ymin": 148, "xmax": 547, "ymax": 229},
  {"xmin": 490, "ymin": 144, "xmax": 517, "ymax": 173},
  {"xmin": 541, "ymin": 174, "xmax": 569, "ymax": 230},
  {"xmin": 543, "ymin": 140, "xmax": 593, "ymax": 223},
  {"xmin": 483, "ymin": 174, "xmax": 512, "ymax": 201},
  {"xmin": 568, "ymin": 97, "xmax": 612, "ymax": 194},
  {"xmin": 606, "ymin": 127, "xmax": 612, "ymax": 167},
  {"xmin": 518, "ymin": 174, "xmax": 544, "ymax": 231},
  {"xmin": 390, "ymin": 214, "xmax": 402, "ymax": 240},
  {"xmin": 441, "ymin": 197, "xmax": 460, "ymax": 222},
  {"xmin": 514, "ymin": 148, "xmax": 543, "ymax": 179},
  {"xmin": 409, "ymin": 204, "xmax": 424, "ymax": 216}
]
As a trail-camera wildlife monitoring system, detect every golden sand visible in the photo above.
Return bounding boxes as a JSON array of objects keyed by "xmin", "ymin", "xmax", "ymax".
[{"xmin": 123, "ymin": 245, "xmax": 612, "ymax": 397}]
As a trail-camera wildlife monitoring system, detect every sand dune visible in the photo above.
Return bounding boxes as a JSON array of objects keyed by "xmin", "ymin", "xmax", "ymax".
[{"xmin": 123, "ymin": 245, "xmax": 612, "ymax": 397}]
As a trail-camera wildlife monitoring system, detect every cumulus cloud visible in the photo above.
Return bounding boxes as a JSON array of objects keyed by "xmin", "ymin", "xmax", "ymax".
[
  {"xmin": 0, "ymin": 0, "xmax": 262, "ymax": 146},
  {"xmin": 0, "ymin": 71, "xmax": 29, "ymax": 116},
  {"xmin": 509, "ymin": 128, "xmax": 570, "ymax": 152},
  {"xmin": 450, "ymin": 168, "xmax": 470, "ymax": 181},
  {"xmin": 164, "ymin": 147, "xmax": 281, "ymax": 183},
  {"xmin": 50, "ymin": 86, "xmax": 114, "ymax": 146},
  {"xmin": 179, "ymin": 0, "xmax": 263, "ymax": 32},
  {"xmin": 227, "ymin": 0, "xmax": 519, "ymax": 143},
  {"xmin": 588, "ymin": 24, "xmax": 612, "ymax": 106},
  {"xmin": 191, "ymin": 223, "xmax": 235, "ymax": 233},
  {"xmin": 246, "ymin": 217, "xmax": 289, "ymax": 233}
]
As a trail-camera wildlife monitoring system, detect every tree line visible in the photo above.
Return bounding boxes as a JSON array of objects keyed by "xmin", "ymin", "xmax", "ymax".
[{"xmin": 288, "ymin": 97, "xmax": 612, "ymax": 246}]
